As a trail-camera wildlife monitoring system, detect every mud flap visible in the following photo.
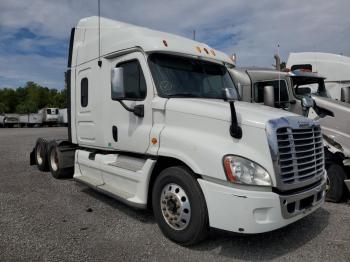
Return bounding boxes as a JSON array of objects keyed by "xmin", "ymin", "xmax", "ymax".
[{"xmin": 30, "ymin": 148, "xmax": 36, "ymax": 165}]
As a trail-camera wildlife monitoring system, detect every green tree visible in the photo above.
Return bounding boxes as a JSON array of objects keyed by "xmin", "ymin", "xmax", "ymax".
[
  {"xmin": 0, "ymin": 102, "xmax": 8, "ymax": 114},
  {"xmin": 0, "ymin": 81, "xmax": 67, "ymax": 113}
]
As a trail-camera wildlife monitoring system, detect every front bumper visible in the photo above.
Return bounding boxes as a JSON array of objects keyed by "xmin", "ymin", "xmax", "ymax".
[{"xmin": 198, "ymin": 178, "xmax": 325, "ymax": 234}]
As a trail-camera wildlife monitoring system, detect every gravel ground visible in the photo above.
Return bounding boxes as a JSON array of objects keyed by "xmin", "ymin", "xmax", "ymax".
[{"xmin": 0, "ymin": 127, "xmax": 349, "ymax": 262}]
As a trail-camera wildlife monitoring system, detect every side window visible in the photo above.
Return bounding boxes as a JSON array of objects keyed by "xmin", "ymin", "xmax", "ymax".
[
  {"xmin": 81, "ymin": 78, "xmax": 88, "ymax": 107},
  {"xmin": 117, "ymin": 60, "xmax": 146, "ymax": 100},
  {"xmin": 254, "ymin": 80, "xmax": 289, "ymax": 105}
]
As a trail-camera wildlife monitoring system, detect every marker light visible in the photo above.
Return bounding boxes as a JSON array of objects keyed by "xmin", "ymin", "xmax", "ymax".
[
  {"xmin": 196, "ymin": 46, "xmax": 201, "ymax": 53},
  {"xmin": 163, "ymin": 40, "xmax": 168, "ymax": 47},
  {"xmin": 151, "ymin": 137, "xmax": 158, "ymax": 145}
]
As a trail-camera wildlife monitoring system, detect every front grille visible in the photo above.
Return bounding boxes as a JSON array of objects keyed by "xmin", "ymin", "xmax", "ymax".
[{"xmin": 276, "ymin": 125, "xmax": 324, "ymax": 185}]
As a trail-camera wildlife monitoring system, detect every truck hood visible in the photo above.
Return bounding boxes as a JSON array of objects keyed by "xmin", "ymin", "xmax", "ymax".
[{"xmin": 165, "ymin": 99, "xmax": 296, "ymax": 129}]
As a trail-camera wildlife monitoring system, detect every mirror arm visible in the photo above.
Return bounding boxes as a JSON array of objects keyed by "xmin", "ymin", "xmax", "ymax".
[
  {"xmin": 118, "ymin": 100, "xmax": 134, "ymax": 113},
  {"xmin": 229, "ymin": 101, "xmax": 242, "ymax": 139},
  {"xmin": 118, "ymin": 101, "xmax": 144, "ymax": 117}
]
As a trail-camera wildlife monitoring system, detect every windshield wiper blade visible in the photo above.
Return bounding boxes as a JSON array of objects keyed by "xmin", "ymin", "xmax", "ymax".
[{"xmin": 166, "ymin": 93, "xmax": 200, "ymax": 98}]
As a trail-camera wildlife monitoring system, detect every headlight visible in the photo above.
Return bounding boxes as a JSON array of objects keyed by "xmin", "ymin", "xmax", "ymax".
[{"xmin": 223, "ymin": 155, "xmax": 272, "ymax": 186}]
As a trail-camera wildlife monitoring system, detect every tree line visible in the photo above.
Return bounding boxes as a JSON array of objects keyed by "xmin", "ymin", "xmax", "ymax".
[{"xmin": 0, "ymin": 82, "xmax": 67, "ymax": 114}]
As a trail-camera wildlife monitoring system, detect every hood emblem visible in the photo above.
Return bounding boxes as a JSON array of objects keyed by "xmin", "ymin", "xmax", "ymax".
[{"xmin": 298, "ymin": 121, "xmax": 312, "ymax": 128}]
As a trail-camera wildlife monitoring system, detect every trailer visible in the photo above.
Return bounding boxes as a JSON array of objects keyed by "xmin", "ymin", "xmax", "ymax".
[
  {"xmin": 38, "ymin": 108, "xmax": 59, "ymax": 126},
  {"xmin": 2, "ymin": 114, "xmax": 19, "ymax": 128},
  {"xmin": 19, "ymin": 113, "xmax": 43, "ymax": 127},
  {"xmin": 0, "ymin": 114, "xmax": 4, "ymax": 128},
  {"xmin": 30, "ymin": 16, "xmax": 326, "ymax": 245},
  {"xmin": 58, "ymin": 108, "xmax": 68, "ymax": 126}
]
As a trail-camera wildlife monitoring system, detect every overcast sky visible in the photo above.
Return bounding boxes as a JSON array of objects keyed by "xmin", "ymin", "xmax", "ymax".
[{"xmin": 1, "ymin": 0, "xmax": 350, "ymax": 89}]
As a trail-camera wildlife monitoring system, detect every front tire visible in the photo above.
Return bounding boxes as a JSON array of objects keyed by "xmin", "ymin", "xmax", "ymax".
[
  {"xmin": 47, "ymin": 141, "xmax": 74, "ymax": 179},
  {"xmin": 326, "ymin": 163, "xmax": 346, "ymax": 202},
  {"xmin": 152, "ymin": 166, "xmax": 209, "ymax": 246}
]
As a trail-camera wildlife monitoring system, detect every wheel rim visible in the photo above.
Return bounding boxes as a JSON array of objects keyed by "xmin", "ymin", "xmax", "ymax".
[
  {"xmin": 50, "ymin": 148, "xmax": 59, "ymax": 171},
  {"xmin": 36, "ymin": 144, "xmax": 43, "ymax": 165},
  {"xmin": 160, "ymin": 183, "xmax": 191, "ymax": 231}
]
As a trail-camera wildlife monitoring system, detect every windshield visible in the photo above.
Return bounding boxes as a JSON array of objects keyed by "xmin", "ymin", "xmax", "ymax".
[
  {"xmin": 148, "ymin": 53, "xmax": 236, "ymax": 98},
  {"xmin": 291, "ymin": 77, "xmax": 330, "ymax": 98}
]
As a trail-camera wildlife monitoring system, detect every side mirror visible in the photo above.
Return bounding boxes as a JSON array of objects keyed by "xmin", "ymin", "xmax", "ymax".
[
  {"xmin": 341, "ymin": 86, "xmax": 350, "ymax": 103},
  {"xmin": 301, "ymin": 96, "xmax": 314, "ymax": 108},
  {"xmin": 111, "ymin": 68, "xmax": 125, "ymax": 100},
  {"xmin": 223, "ymin": 88, "xmax": 239, "ymax": 102},
  {"xmin": 264, "ymin": 85, "xmax": 275, "ymax": 107}
]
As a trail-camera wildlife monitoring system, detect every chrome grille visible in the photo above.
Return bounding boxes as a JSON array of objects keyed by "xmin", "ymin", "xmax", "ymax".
[{"xmin": 276, "ymin": 125, "xmax": 324, "ymax": 184}]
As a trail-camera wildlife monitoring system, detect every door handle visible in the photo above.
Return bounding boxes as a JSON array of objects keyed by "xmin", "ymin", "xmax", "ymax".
[{"xmin": 112, "ymin": 125, "xmax": 118, "ymax": 142}]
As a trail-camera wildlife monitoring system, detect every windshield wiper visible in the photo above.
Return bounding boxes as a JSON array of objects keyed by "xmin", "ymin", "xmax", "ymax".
[{"xmin": 166, "ymin": 93, "xmax": 200, "ymax": 98}]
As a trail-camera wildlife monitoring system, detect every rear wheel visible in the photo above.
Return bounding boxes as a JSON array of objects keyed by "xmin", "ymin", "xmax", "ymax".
[
  {"xmin": 48, "ymin": 141, "xmax": 74, "ymax": 179},
  {"xmin": 326, "ymin": 163, "xmax": 346, "ymax": 202},
  {"xmin": 35, "ymin": 138, "xmax": 49, "ymax": 172},
  {"xmin": 152, "ymin": 166, "xmax": 209, "ymax": 246}
]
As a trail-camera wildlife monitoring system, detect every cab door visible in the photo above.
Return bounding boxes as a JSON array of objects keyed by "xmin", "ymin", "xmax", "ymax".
[{"xmin": 107, "ymin": 52, "xmax": 154, "ymax": 154}]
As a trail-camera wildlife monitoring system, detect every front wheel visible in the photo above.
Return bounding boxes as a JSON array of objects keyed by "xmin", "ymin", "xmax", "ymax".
[
  {"xmin": 326, "ymin": 163, "xmax": 346, "ymax": 202},
  {"xmin": 152, "ymin": 166, "xmax": 209, "ymax": 246}
]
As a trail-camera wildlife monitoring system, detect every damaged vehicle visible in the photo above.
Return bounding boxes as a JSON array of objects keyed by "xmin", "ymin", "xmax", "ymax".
[{"xmin": 229, "ymin": 67, "xmax": 350, "ymax": 202}]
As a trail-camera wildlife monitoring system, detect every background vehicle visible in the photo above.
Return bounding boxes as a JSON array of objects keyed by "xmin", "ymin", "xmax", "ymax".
[
  {"xmin": 1, "ymin": 114, "xmax": 20, "ymax": 128},
  {"xmin": 229, "ymin": 67, "xmax": 350, "ymax": 202},
  {"xmin": 38, "ymin": 108, "xmax": 59, "ymax": 126},
  {"xmin": 287, "ymin": 52, "xmax": 350, "ymax": 101},
  {"xmin": 0, "ymin": 114, "xmax": 4, "ymax": 127},
  {"xmin": 30, "ymin": 17, "xmax": 325, "ymax": 245},
  {"xmin": 19, "ymin": 113, "xmax": 43, "ymax": 127},
  {"xmin": 58, "ymin": 108, "xmax": 68, "ymax": 126}
]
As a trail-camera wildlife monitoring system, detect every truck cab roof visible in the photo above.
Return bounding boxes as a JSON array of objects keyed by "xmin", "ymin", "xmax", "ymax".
[{"xmin": 72, "ymin": 16, "xmax": 233, "ymax": 67}]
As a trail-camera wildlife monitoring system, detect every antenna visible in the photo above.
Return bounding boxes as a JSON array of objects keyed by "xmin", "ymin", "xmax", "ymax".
[
  {"xmin": 98, "ymin": 0, "xmax": 102, "ymax": 67},
  {"xmin": 277, "ymin": 43, "xmax": 281, "ymax": 105},
  {"xmin": 193, "ymin": 30, "xmax": 196, "ymax": 40}
]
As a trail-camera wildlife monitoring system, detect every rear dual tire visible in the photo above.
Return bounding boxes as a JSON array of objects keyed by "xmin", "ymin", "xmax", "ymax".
[
  {"xmin": 34, "ymin": 139, "xmax": 73, "ymax": 179},
  {"xmin": 47, "ymin": 141, "xmax": 74, "ymax": 179},
  {"xmin": 34, "ymin": 138, "xmax": 49, "ymax": 172}
]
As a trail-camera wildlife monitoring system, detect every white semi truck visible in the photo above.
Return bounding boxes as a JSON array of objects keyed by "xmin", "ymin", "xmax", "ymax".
[
  {"xmin": 30, "ymin": 17, "xmax": 326, "ymax": 245},
  {"xmin": 287, "ymin": 52, "xmax": 350, "ymax": 101}
]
